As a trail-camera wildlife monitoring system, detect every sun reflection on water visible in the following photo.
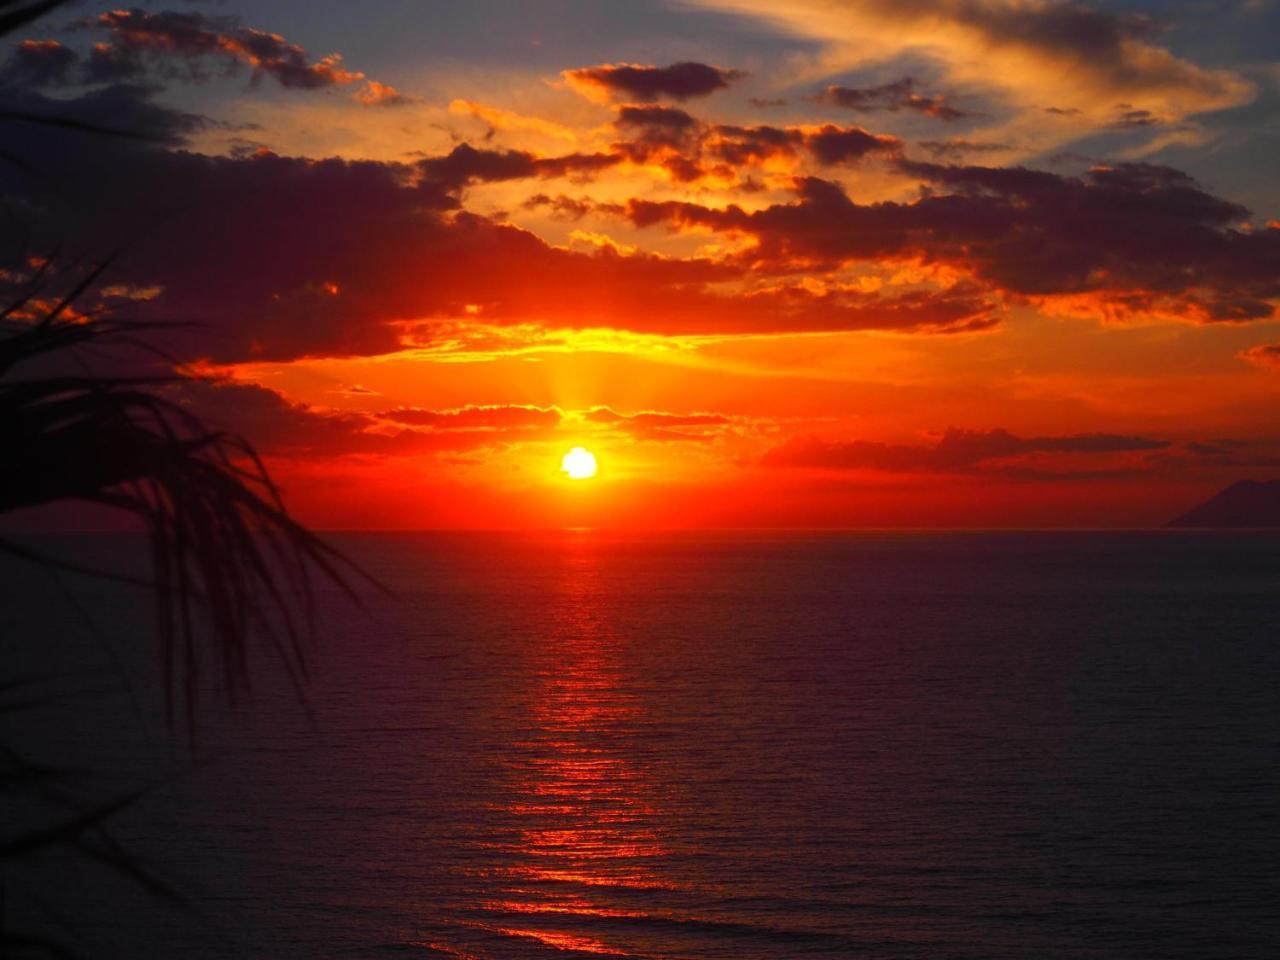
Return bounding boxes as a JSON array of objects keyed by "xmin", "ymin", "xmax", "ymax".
[{"xmin": 459, "ymin": 535, "xmax": 671, "ymax": 955}]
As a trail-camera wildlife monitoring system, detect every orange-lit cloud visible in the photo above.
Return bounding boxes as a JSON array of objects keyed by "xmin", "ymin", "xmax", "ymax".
[
  {"xmin": 688, "ymin": 0, "xmax": 1253, "ymax": 127},
  {"xmin": 607, "ymin": 104, "xmax": 901, "ymax": 184},
  {"xmin": 563, "ymin": 61, "xmax": 745, "ymax": 103},
  {"xmin": 356, "ymin": 80, "xmax": 412, "ymax": 107},
  {"xmin": 621, "ymin": 165, "xmax": 1280, "ymax": 325},
  {"xmin": 90, "ymin": 9, "xmax": 364, "ymax": 89},
  {"xmin": 1240, "ymin": 342, "xmax": 1280, "ymax": 372},
  {"xmin": 583, "ymin": 407, "xmax": 733, "ymax": 443},
  {"xmin": 449, "ymin": 99, "xmax": 578, "ymax": 142}
]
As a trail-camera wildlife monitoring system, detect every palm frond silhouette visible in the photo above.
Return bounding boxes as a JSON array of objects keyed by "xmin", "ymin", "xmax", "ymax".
[
  {"xmin": 0, "ymin": 279, "xmax": 373, "ymax": 733},
  {"xmin": 0, "ymin": 4, "xmax": 384, "ymax": 953},
  {"xmin": 0, "ymin": 0, "xmax": 377, "ymax": 733}
]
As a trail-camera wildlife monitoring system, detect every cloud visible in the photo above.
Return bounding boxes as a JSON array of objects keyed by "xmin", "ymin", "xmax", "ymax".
[
  {"xmin": 611, "ymin": 105, "xmax": 702, "ymax": 169},
  {"xmin": 0, "ymin": 80, "xmax": 209, "ymax": 143},
  {"xmin": 176, "ymin": 394, "xmax": 747, "ymax": 463},
  {"xmin": 4, "ymin": 13, "xmax": 409, "ymax": 114},
  {"xmin": 610, "ymin": 105, "xmax": 708, "ymax": 180},
  {"xmin": 0, "ymin": 34, "xmax": 217, "ymax": 144},
  {"xmin": 167, "ymin": 378, "xmax": 381, "ymax": 455},
  {"xmin": 1174, "ymin": 436, "xmax": 1280, "ymax": 470},
  {"xmin": 622, "ymin": 163, "xmax": 1280, "ymax": 323},
  {"xmin": 1109, "ymin": 107, "xmax": 1163, "ymax": 129},
  {"xmin": 177, "ymin": 392, "xmax": 738, "ymax": 459},
  {"xmin": 412, "ymin": 247, "xmax": 997, "ymax": 337},
  {"xmin": 563, "ymin": 61, "xmax": 745, "ymax": 102},
  {"xmin": 762, "ymin": 428, "xmax": 1170, "ymax": 473},
  {"xmin": 916, "ymin": 138, "xmax": 1011, "ymax": 160},
  {"xmin": 12, "ymin": 53, "xmax": 1268, "ymax": 370},
  {"xmin": 804, "ymin": 124, "xmax": 902, "ymax": 164},
  {"xmin": 1240, "ymin": 342, "xmax": 1280, "ymax": 371},
  {"xmin": 521, "ymin": 193, "xmax": 596, "ymax": 220},
  {"xmin": 449, "ymin": 99, "xmax": 577, "ymax": 142},
  {"xmin": 170, "ymin": 381, "xmax": 562, "ymax": 457},
  {"xmin": 687, "ymin": 0, "xmax": 1252, "ymax": 128},
  {"xmin": 355, "ymin": 80, "xmax": 413, "ymax": 108},
  {"xmin": 821, "ymin": 79, "xmax": 976, "ymax": 121},
  {"xmin": 88, "ymin": 9, "xmax": 363, "ymax": 90},
  {"xmin": 0, "ymin": 39, "xmax": 78, "ymax": 87},
  {"xmin": 583, "ymin": 407, "xmax": 731, "ymax": 442},
  {"xmin": 378, "ymin": 405, "xmax": 561, "ymax": 429},
  {"xmin": 611, "ymin": 105, "xmax": 901, "ymax": 183},
  {"xmin": 2, "ymin": 134, "xmax": 1001, "ymax": 358},
  {"xmin": 0, "ymin": 131, "xmax": 641, "ymax": 360},
  {"xmin": 17, "ymin": 124, "xmax": 925, "ymax": 360},
  {"xmin": 615, "ymin": 104, "xmax": 701, "ymax": 132},
  {"xmin": 704, "ymin": 123, "xmax": 801, "ymax": 165},
  {"xmin": 416, "ymin": 143, "xmax": 619, "ymax": 200}
]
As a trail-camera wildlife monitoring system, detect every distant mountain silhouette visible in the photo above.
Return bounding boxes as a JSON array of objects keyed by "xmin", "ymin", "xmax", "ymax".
[{"xmin": 1167, "ymin": 479, "xmax": 1280, "ymax": 528}]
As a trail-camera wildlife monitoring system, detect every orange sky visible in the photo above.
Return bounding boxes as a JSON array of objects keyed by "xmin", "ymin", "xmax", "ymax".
[{"xmin": 4, "ymin": 2, "xmax": 1279, "ymax": 527}]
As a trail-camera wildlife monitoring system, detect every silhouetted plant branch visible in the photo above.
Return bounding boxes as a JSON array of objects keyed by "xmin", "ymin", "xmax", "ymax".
[
  {"xmin": 0, "ymin": 251, "xmax": 380, "ymax": 960},
  {"xmin": 0, "ymin": 284, "xmax": 380, "ymax": 734},
  {"xmin": 0, "ymin": 1, "xmax": 68, "ymax": 38},
  {"xmin": 0, "ymin": 6, "xmax": 387, "ymax": 954}
]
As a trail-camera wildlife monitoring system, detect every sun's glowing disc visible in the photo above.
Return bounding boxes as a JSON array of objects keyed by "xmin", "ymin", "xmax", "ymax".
[{"xmin": 561, "ymin": 447, "xmax": 598, "ymax": 480}]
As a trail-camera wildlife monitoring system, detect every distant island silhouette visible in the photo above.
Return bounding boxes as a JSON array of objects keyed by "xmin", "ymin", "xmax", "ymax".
[{"xmin": 1167, "ymin": 479, "xmax": 1280, "ymax": 528}]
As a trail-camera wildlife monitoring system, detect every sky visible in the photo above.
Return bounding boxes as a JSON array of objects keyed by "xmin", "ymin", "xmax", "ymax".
[{"xmin": 2, "ymin": 0, "xmax": 1279, "ymax": 528}]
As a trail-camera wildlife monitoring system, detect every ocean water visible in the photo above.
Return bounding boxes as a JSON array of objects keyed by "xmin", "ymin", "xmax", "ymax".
[{"xmin": 2, "ymin": 531, "xmax": 1279, "ymax": 958}]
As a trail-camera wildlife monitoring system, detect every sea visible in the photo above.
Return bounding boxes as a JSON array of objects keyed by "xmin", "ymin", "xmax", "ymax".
[{"xmin": 2, "ymin": 531, "xmax": 1278, "ymax": 958}]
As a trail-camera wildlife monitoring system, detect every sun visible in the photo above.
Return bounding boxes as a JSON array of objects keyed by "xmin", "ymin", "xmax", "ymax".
[{"xmin": 561, "ymin": 446, "xmax": 598, "ymax": 480}]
